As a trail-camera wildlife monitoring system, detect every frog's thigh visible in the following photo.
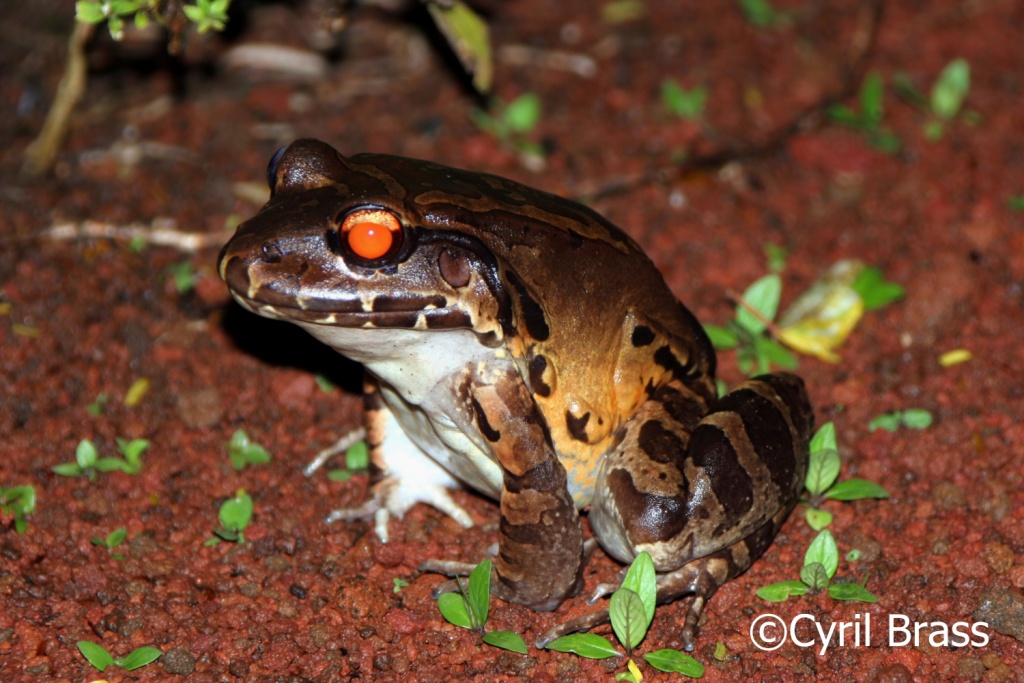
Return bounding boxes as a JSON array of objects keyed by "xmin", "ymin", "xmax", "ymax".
[
  {"xmin": 327, "ymin": 377, "xmax": 473, "ymax": 541},
  {"xmin": 591, "ymin": 373, "xmax": 812, "ymax": 570}
]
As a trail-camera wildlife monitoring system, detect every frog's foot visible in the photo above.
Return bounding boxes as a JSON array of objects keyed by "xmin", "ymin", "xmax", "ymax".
[
  {"xmin": 302, "ymin": 427, "xmax": 367, "ymax": 477},
  {"xmin": 325, "ymin": 476, "xmax": 473, "ymax": 543}
]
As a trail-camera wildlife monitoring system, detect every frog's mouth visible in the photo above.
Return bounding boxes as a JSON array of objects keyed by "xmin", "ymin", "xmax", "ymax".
[{"xmin": 227, "ymin": 287, "xmax": 474, "ymax": 331}]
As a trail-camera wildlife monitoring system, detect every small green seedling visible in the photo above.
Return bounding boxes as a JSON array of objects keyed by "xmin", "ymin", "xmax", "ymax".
[
  {"xmin": 182, "ymin": 0, "xmax": 230, "ymax": 33},
  {"xmin": 1007, "ymin": 195, "xmax": 1024, "ymax": 212},
  {"xmin": 393, "ymin": 578, "xmax": 409, "ymax": 594},
  {"xmin": 91, "ymin": 527, "xmax": 128, "ymax": 559},
  {"xmin": 803, "ymin": 422, "xmax": 889, "ymax": 530},
  {"xmin": 704, "ymin": 273, "xmax": 798, "ymax": 375},
  {"xmin": 53, "ymin": 438, "xmax": 149, "ymax": 480},
  {"xmin": 546, "ymin": 552, "xmax": 704, "ymax": 679},
  {"xmin": 471, "ymin": 93, "xmax": 545, "ymax": 162},
  {"xmin": 828, "ymin": 72, "xmax": 900, "ymax": 152},
  {"xmin": 662, "ymin": 80, "xmax": 708, "ymax": 120},
  {"xmin": 868, "ymin": 409, "xmax": 933, "ymax": 433},
  {"xmin": 436, "ymin": 559, "xmax": 528, "ymax": 654},
  {"xmin": 328, "ymin": 440, "xmax": 370, "ymax": 482},
  {"xmin": 206, "ymin": 489, "xmax": 253, "ymax": 545},
  {"xmin": 166, "ymin": 261, "xmax": 197, "ymax": 294},
  {"xmin": 757, "ymin": 530, "xmax": 878, "ymax": 603},
  {"xmin": 77, "ymin": 640, "xmax": 162, "ymax": 672},
  {"xmin": 227, "ymin": 429, "xmax": 272, "ymax": 471},
  {"xmin": 737, "ymin": 0, "xmax": 781, "ymax": 27},
  {"xmin": 314, "ymin": 374, "xmax": 337, "ymax": 393},
  {"xmin": 850, "ymin": 266, "xmax": 904, "ymax": 310},
  {"xmin": 895, "ymin": 58, "xmax": 973, "ymax": 141},
  {"xmin": 0, "ymin": 485, "xmax": 36, "ymax": 534},
  {"xmin": 86, "ymin": 392, "xmax": 108, "ymax": 417}
]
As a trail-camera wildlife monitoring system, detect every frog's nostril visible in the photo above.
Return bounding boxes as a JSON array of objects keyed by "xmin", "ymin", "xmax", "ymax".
[{"xmin": 262, "ymin": 241, "xmax": 285, "ymax": 263}]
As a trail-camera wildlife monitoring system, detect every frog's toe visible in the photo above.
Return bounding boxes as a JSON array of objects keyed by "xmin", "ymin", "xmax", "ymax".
[
  {"xmin": 325, "ymin": 477, "xmax": 474, "ymax": 543},
  {"xmin": 535, "ymin": 609, "xmax": 612, "ymax": 649}
]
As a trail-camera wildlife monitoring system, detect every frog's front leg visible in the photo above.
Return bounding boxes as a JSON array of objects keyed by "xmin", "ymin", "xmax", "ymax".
[
  {"xmin": 324, "ymin": 376, "xmax": 473, "ymax": 542},
  {"xmin": 548, "ymin": 373, "xmax": 812, "ymax": 649},
  {"xmin": 422, "ymin": 367, "xmax": 585, "ymax": 611}
]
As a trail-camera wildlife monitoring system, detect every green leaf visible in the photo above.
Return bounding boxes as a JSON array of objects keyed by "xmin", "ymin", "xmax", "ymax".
[
  {"xmin": 327, "ymin": 469, "xmax": 353, "ymax": 482},
  {"xmin": 800, "ymin": 561, "xmax": 830, "ymax": 591},
  {"xmin": 78, "ymin": 641, "xmax": 114, "ymax": 671},
  {"xmin": 738, "ymin": 0, "xmax": 778, "ymax": 27},
  {"xmin": 76, "ymin": 439, "xmax": 98, "ymax": 469},
  {"xmin": 851, "ymin": 266, "xmax": 904, "ymax": 310},
  {"xmin": 96, "ymin": 457, "xmax": 129, "ymax": 473},
  {"xmin": 860, "ymin": 72, "xmax": 885, "ymax": 129},
  {"xmin": 620, "ymin": 551, "xmax": 656, "ymax": 627},
  {"xmin": 867, "ymin": 412, "xmax": 902, "ymax": 432},
  {"xmin": 438, "ymin": 591, "xmax": 473, "ymax": 629},
  {"xmin": 930, "ymin": 58, "xmax": 970, "ymax": 120},
  {"xmin": 76, "ymin": 1, "xmax": 107, "ymax": 23},
  {"xmin": 117, "ymin": 437, "xmax": 150, "ymax": 463},
  {"xmin": 765, "ymin": 243, "xmax": 788, "ymax": 273},
  {"xmin": 115, "ymin": 646, "xmax": 162, "ymax": 670},
  {"xmin": 661, "ymin": 80, "xmax": 707, "ymax": 119},
  {"xmin": 756, "ymin": 580, "xmax": 810, "ymax": 602},
  {"xmin": 106, "ymin": 527, "xmax": 128, "ymax": 547},
  {"xmin": 828, "ymin": 583, "xmax": 878, "ymax": 602},
  {"xmin": 504, "ymin": 93, "xmax": 541, "ymax": 134},
  {"xmin": 756, "ymin": 337, "xmax": 798, "ymax": 369},
  {"xmin": 467, "ymin": 560, "xmax": 491, "ymax": 626},
  {"xmin": 609, "ymin": 588, "xmax": 648, "ymax": 652},
  {"xmin": 393, "ymin": 578, "xmax": 409, "ymax": 593},
  {"xmin": 804, "ymin": 529, "xmax": 839, "ymax": 579},
  {"xmin": 901, "ymin": 408, "xmax": 933, "ymax": 429},
  {"xmin": 345, "ymin": 441, "xmax": 370, "ymax": 470},
  {"xmin": 545, "ymin": 633, "xmax": 620, "ymax": 659},
  {"xmin": 713, "ymin": 641, "xmax": 728, "ymax": 661},
  {"xmin": 805, "ymin": 447, "xmax": 841, "ymax": 497},
  {"xmin": 825, "ymin": 478, "xmax": 889, "ymax": 501},
  {"xmin": 483, "ymin": 630, "xmax": 528, "ymax": 654},
  {"xmin": 809, "ymin": 421, "xmax": 837, "ymax": 454},
  {"xmin": 828, "ymin": 104, "xmax": 861, "ymax": 127},
  {"xmin": 644, "ymin": 648, "xmax": 705, "ymax": 677},
  {"xmin": 219, "ymin": 491, "xmax": 253, "ymax": 532},
  {"xmin": 1007, "ymin": 195, "xmax": 1024, "ymax": 212},
  {"xmin": 426, "ymin": 0, "xmax": 493, "ymax": 93},
  {"xmin": 736, "ymin": 274, "xmax": 781, "ymax": 334},
  {"xmin": 52, "ymin": 462, "xmax": 84, "ymax": 477},
  {"xmin": 704, "ymin": 324, "xmax": 738, "ymax": 349},
  {"xmin": 228, "ymin": 430, "xmax": 271, "ymax": 470},
  {"xmin": 1, "ymin": 486, "xmax": 36, "ymax": 515},
  {"xmin": 805, "ymin": 507, "xmax": 833, "ymax": 530}
]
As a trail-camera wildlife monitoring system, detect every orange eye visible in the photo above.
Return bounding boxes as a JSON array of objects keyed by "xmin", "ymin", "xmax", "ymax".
[{"xmin": 341, "ymin": 209, "xmax": 401, "ymax": 260}]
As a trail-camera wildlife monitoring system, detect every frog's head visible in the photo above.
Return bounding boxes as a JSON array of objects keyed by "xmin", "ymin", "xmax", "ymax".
[{"xmin": 218, "ymin": 139, "xmax": 511, "ymax": 348}]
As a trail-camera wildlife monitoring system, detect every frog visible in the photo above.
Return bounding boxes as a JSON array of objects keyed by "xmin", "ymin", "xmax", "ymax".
[{"xmin": 218, "ymin": 138, "xmax": 814, "ymax": 650}]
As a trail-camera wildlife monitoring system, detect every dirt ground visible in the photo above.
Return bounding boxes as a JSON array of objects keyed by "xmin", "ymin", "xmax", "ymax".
[{"xmin": 2, "ymin": 0, "xmax": 1024, "ymax": 681}]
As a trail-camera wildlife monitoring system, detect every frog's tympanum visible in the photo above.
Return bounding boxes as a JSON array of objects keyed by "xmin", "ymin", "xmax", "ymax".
[{"xmin": 219, "ymin": 139, "xmax": 813, "ymax": 649}]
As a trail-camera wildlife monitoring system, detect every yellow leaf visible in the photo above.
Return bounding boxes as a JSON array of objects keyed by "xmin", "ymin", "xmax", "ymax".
[
  {"xmin": 777, "ymin": 260, "xmax": 866, "ymax": 363},
  {"xmin": 426, "ymin": 0, "xmax": 493, "ymax": 93},
  {"xmin": 939, "ymin": 348, "xmax": 972, "ymax": 367},
  {"xmin": 124, "ymin": 377, "xmax": 151, "ymax": 407},
  {"xmin": 627, "ymin": 658, "xmax": 644, "ymax": 682}
]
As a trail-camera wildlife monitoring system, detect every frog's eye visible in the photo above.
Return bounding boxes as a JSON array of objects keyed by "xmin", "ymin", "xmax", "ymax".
[
  {"xmin": 267, "ymin": 146, "xmax": 288, "ymax": 193},
  {"xmin": 341, "ymin": 208, "xmax": 403, "ymax": 261}
]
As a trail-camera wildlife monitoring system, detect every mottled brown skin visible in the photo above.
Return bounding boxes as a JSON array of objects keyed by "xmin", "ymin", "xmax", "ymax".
[{"xmin": 219, "ymin": 139, "xmax": 813, "ymax": 648}]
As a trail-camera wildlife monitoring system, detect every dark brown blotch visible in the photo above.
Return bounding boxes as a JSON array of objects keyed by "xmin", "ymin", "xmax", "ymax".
[
  {"xmin": 505, "ymin": 270, "xmax": 550, "ymax": 341},
  {"xmin": 565, "ymin": 411, "xmax": 591, "ymax": 442},
  {"xmin": 654, "ymin": 345, "xmax": 689, "ymax": 380},
  {"xmin": 715, "ymin": 387, "xmax": 799, "ymax": 497},
  {"xmin": 607, "ymin": 469, "xmax": 688, "ymax": 544},
  {"xmin": 470, "ymin": 396, "xmax": 501, "ymax": 443},
  {"xmin": 687, "ymin": 423, "xmax": 755, "ymax": 522},
  {"xmin": 637, "ymin": 420, "xmax": 685, "ymax": 464},
  {"xmin": 528, "ymin": 354, "xmax": 552, "ymax": 398},
  {"xmin": 631, "ymin": 325, "xmax": 656, "ymax": 347}
]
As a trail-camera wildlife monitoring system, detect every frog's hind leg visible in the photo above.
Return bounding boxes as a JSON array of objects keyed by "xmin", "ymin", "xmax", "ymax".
[
  {"xmin": 568, "ymin": 372, "xmax": 811, "ymax": 649},
  {"xmin": 535, "ymin": 507, "xmax": 789, "ymax": 651}
]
